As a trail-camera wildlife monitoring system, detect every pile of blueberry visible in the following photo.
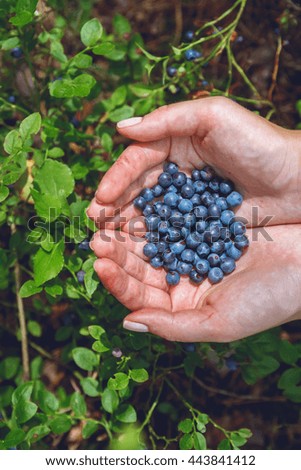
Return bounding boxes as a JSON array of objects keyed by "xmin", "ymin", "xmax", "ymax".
[{"xmin": 134, "ymin": 162, "xmax": 248, "ymax": 286}]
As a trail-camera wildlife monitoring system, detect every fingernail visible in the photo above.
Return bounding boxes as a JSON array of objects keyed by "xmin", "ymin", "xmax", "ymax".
[
  {"xmin": 123, "ymin": 320, "xmax": 149, "ymax": 333},
  {"xmin": 117, "ymin": 117, "xmax": 143, "ymax": 128}
]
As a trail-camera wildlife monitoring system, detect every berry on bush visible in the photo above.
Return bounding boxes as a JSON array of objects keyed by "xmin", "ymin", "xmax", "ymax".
[
  {"xmin": 8, "ymin": 95, "xmax": 16, "ymax": 103},
  {"xmin": 135, "ymin": 162, "xmax": 248, "ymax": 286},
  {"xmin": 78, "ymin": 239, "xmax": 90, "ymax": 250},
  {"xmin": 184, "ymin": 30, "xmax": 194, "ymax": 42},
  {"xmin": 167, "ymin": 66, "xmax": 177, "ymax": 77},
  {"xmin": 184, "ymin": 49, "xmax": 202, "ymax": 61},
  {"xmin": 76, "ymin": 270, "xmax": 85, "ymax": 283},
  {"xmin": 10, "ymin": 47, "xmax": 23, "ymax": 58}
]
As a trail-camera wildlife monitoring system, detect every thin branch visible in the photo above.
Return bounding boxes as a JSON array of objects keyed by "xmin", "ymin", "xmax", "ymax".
[
  {"xmin": 268, "ymin": 36, "xmax": 283, "ymax": 102},
  {"xmin": 174, "ymin": 0, "xmax": 183, "ymax": 45}
]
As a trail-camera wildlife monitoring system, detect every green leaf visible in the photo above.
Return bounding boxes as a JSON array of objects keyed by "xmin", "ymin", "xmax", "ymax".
[
  {"xmin": 92, "ymin": 42, "xmax": 115, "ymax": 56},
  {"xmin": 26, "ymin": 425, "xmax": 50, "ymax": 443},
  {"xmin": 72, "ymin": 347, "xmax": 98, "ymax": 371},
  {"xmin": 19, "ymin": 280, "xmax": 42, "ymax": 298},
  {"xmin": 101, "ymin": 133, "xmax": 113, "ymax": 153},
  {"xmin": 14, "ymin": 399, "xmax": 38, "ymax": 424},
  {"xmin": 4, "ymin": 130, "xmax": 23, "ymax": 154},
  {"xmin": 0, "ymin": 185, "xmax": 9, "ymax": 203},
  {"xmin": 178, "ymin": 418, "xmax": 193, "ymax": 434},
  {"xmin": 179, "ymin": 433, "xmax": 193, "ymax": 450},
  {"xmin": 279, "ymin": 340, "xmax": 300, "ymax": 365},
  {"xmin": 0, "ymin": 357, "xmax": 20, "ymax": 380},
  {"xmin": 19, "ymin": 113, "xmax": 41, "ymax": 142},
  {"xmin": 71, "ymin": 392, "xmax": 87, "ymax": 418},
  {"xmin": 80, "ymin": 377, "xmax": 99, "ymax": 397},
  {"xmin": 82, "ymin": 420, "xmax": 99, "ymax": 439},
  {"xmin": 92, "ymin": 340, "xmax": 110, "ymax": 353},
  {"xmin": 193, "ymin": 431, "xmax": 207, "ymax": 450},
  {"xmin": 129, "ymin": 368, "xmax": 149, "ymax": 383},
  {"xmin": 38, "ymin": 389, "xmax": 59, "ymax": 414},
  {"xmin": 218, "ymin": 438, "xmax": 232, "ymax": 450},
  {"xmin": 80, "ymin": 18, "xmax": 103, "ymax": 47},
  {"xmin": 45, "ymin": 283, "xmax": 63, "ymax": 297},
  {"xmin": 101, "ymin": 388, "xmax": 119, "ymax": 413},
  {"xmin": 138, "ymin": 44, "xmax": 162, "ymax": 62},
  {"xmin": 49, "ymin": 415, "xmax": 72, "ymax": 434},
  {"xmin": 4, "ymin": 429, "xmax": 25, "ymax": 448},
  {"xmin": 108, "ymin": 372, "xmax": 129, "ymax": 391},
  {"xmin": 73, "ymin": 74, "xmax": 96, "ymax": 97},
  {"xmin": 50, "ymin": 41, "xmax": 68, "ymax": 63},
  {"xmin": 12, "ymin": 383, "xmax": 33, "ymax": 405},
  {"xmin": 129, "ymin": 84, "xmax": 153, "ymax": 98},
  {"xmin": 113, "ymin": 14, "xmax": 131, "ymax": 35},
  {"xmin": 48, "ymin": 147, "xmax": 64, "ymax": 158},
  {"xmin": 115, "ymin": 404, "xmax": 137, "ymax": 423},
  {"xmin": 34, "ymin": 159, "xmax": 74, "ymax": 197},
  {"xmin": 230, "ymin": 431, "xmax": 248, "ymax": 448},
  {"xmin": 278, "ymin": 367, "xmax": 301, "ymax": 401},
  {"xmin": 33, "ymin": 239, "xmax": 64, "ymax": 286},
  {"xmin": 10, "ymin": 11, "xmax": 33, "ymax": 27},
  {"xmin": 108, "ymin": 105, "xmax": 134, "ymax": 123},
  {"xmin": 28, "ymin": 320, "xmax": 42, "ymax": 337},
  {"xmin": 111, "ymin": 85, "xmax": 127, "ymax": 107},
  {"xmin": 2, "ymin": 37, "xmax": 20, "ymax": 50},
  {"xmin": 71, "ymin": 53, "xmax": 93, "ymax": 69},
  {"xmin": 84, "ymin": 268, "xmax": 98, "ymax": 297},
  {"xmin": 88, "ymin": 325, "xmax": 105, "ymax": 339}
]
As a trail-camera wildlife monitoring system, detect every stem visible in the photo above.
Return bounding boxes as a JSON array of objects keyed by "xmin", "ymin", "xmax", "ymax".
[{"xmin": 11, "ymin": 223, "xmax": 30, "ymax": 381}]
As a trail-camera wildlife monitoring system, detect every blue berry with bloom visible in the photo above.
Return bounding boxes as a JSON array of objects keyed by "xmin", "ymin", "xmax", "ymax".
[
  {"xmin": 167, "ymin": 66, "xmax": 177, "ymax": 77},
  {"xmin": 208, "ymin": 267, "xmax": 224, "ymax": 284},
  {"xmin": 166, "ymin": 271, "xmax": 180, "ymax": 286}
]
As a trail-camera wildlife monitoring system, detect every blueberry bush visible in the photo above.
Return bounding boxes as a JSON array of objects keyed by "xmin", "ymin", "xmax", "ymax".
[{"xmin": 1, "ymin": 0, "xmax": 301, "ymax": 450}]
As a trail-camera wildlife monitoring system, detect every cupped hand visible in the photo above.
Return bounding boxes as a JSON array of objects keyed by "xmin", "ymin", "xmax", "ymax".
[
  {"xmin": 90, "ymin": 225, "xmax": 301, "ymax": 342},
  {"xmin": 88, "ymin": 97, "xmax": 301, "ymax": 230}
]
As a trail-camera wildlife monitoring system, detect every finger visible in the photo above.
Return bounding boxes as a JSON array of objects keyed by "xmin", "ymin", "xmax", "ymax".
[
  {"xmin": 90, "ymin": 230, "xmax": 147, "ymax": 260},
  {"xmin": 94, "ymin": 259, "xmax": 171, "ymax": 311},
  {"xmin": 96, "ymin": 140, "xmax": 169, "ymax": 204},
  {"xmin": 91, "ymin": 231, "xmax": 168, "ymax": 290},
  {"xmin": 87, "ymin": 198, "xmax": 141, "ymax": 230},
  {"xmin": 116, "ymin": 97, "xmax": 220, "ymax": 142}
]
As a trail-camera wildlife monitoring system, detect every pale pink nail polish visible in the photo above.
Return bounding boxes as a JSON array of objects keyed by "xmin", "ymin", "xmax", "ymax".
[
  {"xmin": 123, "ymin": 320, "xmax": 149, "ymax": 333},
  {"xmin": 117, "ymin": 117, "xmax": 143, "ymax": 128}
]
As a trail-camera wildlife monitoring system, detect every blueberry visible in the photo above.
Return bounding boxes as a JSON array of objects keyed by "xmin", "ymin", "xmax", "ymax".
[
  {"xmin": 78, "ymin": 239, "xmax": 90, "ymax": 250},
  {"xmin": 140, "ymin": 187, "xmax": 154, "ymax": 202},
  {"xmin": 170, "ymin": 211, "xmax": 185, "ymax": 227},
  {"xmin": 145, "ymin": 214, "xmax": 160, "ymax": 230},
  {"xmin": 167, "ymin": 66, "xmax": 177, "ymax": 77},
  {"xmin": 181, "ymin": 249, "xmax": 195, "ymax": 263},
  {"xmin": 203, "ymin": 225, "xmax": 220, "ymax": 243},
  {"xmin": 171, "ymin": 240, "xmax": 186, "ymax": 255},
  {"xmin": 71, "ymin": 116, "xmax": 80, "ymax": 128},
  {"xmin": 150, "ymin": 255, "xmax": 164, "ymax": 268},
  {"xmin": 190, "ymin": 193, "xmax": 202, "ymax": 206},
  {"xmin": 181, "ymin": 183, "xmax": 195, "ymax": 198},
  {"xmin": 230, "ymin": 221, "xmax": 246, "ymax": 236},
  {"xmin": 185, "ymin": 49, "xmax": 201, "ymax": 60},
  {"xmin": 143, "ymin": 242, "xmax": 158, "ymax": 258},
  {"xmin": 76, "ymin": 270, "xmax": 85, "ymax": 283},
  {"xmin": 200, "ymin": 166, "xmax": 215, "ymax": 182},
  {"xmin": 134, "ymin": 196, "xmax": 147, "ymax": 210},
  {"xmin": 207, "ymin": 253, "xmax": 220, "ymax": 267},
  {"xmin": 225, "ymin": 357, "xmax": 238, "ymax": 371},
  {"xmin": 219, "ymin": 227, "xmax": 231, "ymax": 241},
  {"xmin": 220, "ymin": 209, "xmax": 235, "ymax": 226},
  {"xmin": 158, "ymin": 172, "xmax": 173, "ymax": 188},
  {"xmin": 200, "ymin": 191, "xmax": 215, "ymax": 207},
  {"xmin": 195, "ymin": 220, "xmax": 207, "ymax": 233},
  {"xmin": 216, "ymin": 197, "xmax": 228, "ymax": 211},
  {"xmin": 158, "ymin": 220, "xmax": 170, "ymax": 235},
  {"xmin": 167, "ymin": 227, "xmax": 182, "ymax": 242},
  {"xmin": 226, "ymin": 244, "xmax": 242, "ymax": 261},
  {"xmin": 8, "ymin": 95, "xmax": 16, "ymax": 104},
  {"xmin": 145, "ymin": 232, "xmax": 160, "ymax": 243},
  {"xmin": 166, "ymin": 184, "xmax": 178, "ymax": 193},
  {"xmin": 193, "ymin": 180, "xmax": 207, "ymax": 194},
  {"xmin": 184, "ymin": 213, "xmax": 196, "ymax": 229},
  {"xmin": 157, "ymin": 240, "xmax": 168, "ymax": 253},
  {"xmin": 143, "ymin": 204, "xmax": 155, "ymax": 217},
  {"xmin": 177, "ymin": 261, "xmax": 193, "ymax": 275},
  {"xmin": 194, "ymin": 205, "xmax": 208, "ymax": 219},
  {"xmin": 166, "ymin": 271, "xmax": 180, "ymax": 286},
  {"xmin": 184, "ymin": 30, "xmax": 194, "ymax": 41},
  {"xmin": 112, "ymin": 348, "xmax": 123, "ymax": 358},
  {"xmin": 186, "ymin": 232, "xmax": 203, "ymax": 249},
  {"xmin": 158, "ymin": 204, "xmax": 172, "ymax": 220},
  {"xmin": 11, "ymin": 47, "xmax": 23, "ymax": 58},
  {"xmin": 234, "ymin": 234, "xmax": 249, "ymax": 249},
  {"xmin": 226, "ymin": 191, "xmax": 243, "ymax": 207},
  {"xmin": 181, "ymin": 226, "xmax": 190, "ymax": 239},
  {"xmin": 152, "ymin": 184, "xmax": 164, "ymax": 197},
  {"xmin": 154, "ymin": 201, "xmax": 164, "ymax": 213},
  {"xmin": 173, "ymin": 172, "xmax": 187, "ymax": 188},
  {"xmin": 208, "ymin": 267, "xmax": 224, "ymax": 284},
  {"xmin": 164, "ymin": 162, "xmax": 179, "ymax": 174},
  {"xmin": 196, "ymin": 242, "xmax": 210, "ymax": 258},
  {"xmin": 189, "ymin": 270, "xmax": 204, "ymax": 285},
  {"xmin": 209, "ymin": 178, "xmax": 221, "ymax": 192},
  {"xmin": 211, "ymin": 240, "xmax": 225, "ymax": 254},
  {"xmin": 207, "ymin": 204, "xmax": 221, "ymax": 219},
  {"xmin": 192, "ymin": 169, "xmax": 201, "ymax": 181},
  {"xmin": 164, "ymin": 192, "xmax": 179, "ymax": 207},
  {"xmin": 220, "ymin": 256, "xmax": 236, "ymax": 274},
  {"xmin": 220, "ymin": 180, "xmax": 234, "ymax": 195},
  {"xmin": 178, "ymin": 199, "xmax": 193, "ymax": 214},
  {"xmin": 195, "ymin": 259, "xmax": 210, "ymax": 275},
  {"xmin": 202, "ymin": 80, "xmax": 209, "ymax": 86}
]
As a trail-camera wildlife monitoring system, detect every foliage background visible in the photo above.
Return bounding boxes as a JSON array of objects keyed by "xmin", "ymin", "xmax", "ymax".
[{"xmin": 0, "ymin": 0, "xmax": 301, "ymax": 450}]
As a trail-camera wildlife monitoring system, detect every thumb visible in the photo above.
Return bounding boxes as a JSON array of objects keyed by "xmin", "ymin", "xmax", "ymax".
[
  {"xmin": 122, "ymin": 306, "xmax": 236, "ymax": 343},
  {"xmin": 116, "ymin": 97, "xmax": 221, "ymax": 142}
]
